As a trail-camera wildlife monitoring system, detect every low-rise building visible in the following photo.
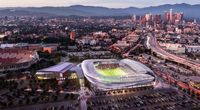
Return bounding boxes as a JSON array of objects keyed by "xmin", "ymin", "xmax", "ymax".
[
  {"xmin": 159, "ymin": 43, "xmax": 185, "ymax": 54},
  {"xmin": 43, "ymin": 46, "xmax": 57, "ymax": 53},
  {"xmin": 185, "ymin": 45, "xmax": 200, "ymax": 54}
]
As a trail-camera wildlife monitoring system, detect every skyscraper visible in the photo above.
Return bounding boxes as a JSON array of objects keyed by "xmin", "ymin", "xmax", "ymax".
[
  {"xmin": 131, "ymin": 15, "xmax": 137, "ymax": 23},
  {"xmin": 170, "ymin": 9, "xmax": 174, "ymax": 23},
  {"xmin": 145, "ymin": 13, "xmax": 153, "ymax": 22},
  {"xmin": 174, "ymin": 12, "xmax": 184, "ymax": 23},
  {"xmin": 70, "ymin": 30, "xmax": 76, "ymax": 41},
  {"xmin": 154, "ymin": 14, "xmax": 161, "ymax": 24},
  {"xmin": 164, "ymin": 11, "xmax": 170, "ymax": 23},
  {"xmin": 140, "ymin": 15, "xmax": 146, "ymax": 26}
]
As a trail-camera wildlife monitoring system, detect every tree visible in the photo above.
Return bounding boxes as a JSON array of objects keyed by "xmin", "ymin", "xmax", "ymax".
[
  {"xmin": 26, "ymin": 98, "xmax": 30, "ymax": 104},
  {"xmin": 53, "ymin": 95, "xmax": 58, "ymax": 101},
  {"xmin": 18, "ymin": 100, "xmax": 23, "ymax": 105},
  {"xmin": 64, "ymin": 94, "xmax": 69, "ymax": 100}
]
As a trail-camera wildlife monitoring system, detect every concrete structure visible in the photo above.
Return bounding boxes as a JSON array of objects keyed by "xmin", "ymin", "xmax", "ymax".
[
  {"xmin": 35, "ymin": 62, "xmax": 85, "ymax": 88},
  {"xmin": 43, "ymin": 46, "xmax": 57, "ymax": 53},
  {"xmin": 36, "ymin": 62, "xmax": 84, "ymax": 80},
  {"xmin": 159, "ymin": 43, "xmax": 185, "ymax": 54},
  {"xmin": 70, "ymin": 31, "xmax": 76, "ymax": 41},
  {"xmin": 113, "ymin": 41, "xmax": 130, "ymax": 48},
  {"xmin": 0, "ymin": 49, "xmax": 39, "ymax": 71},
  {"xmin": 82, "ymin": 59, "xmax": 156, "ymax": 91},
  {"xmin": 154, "ymin": 68, "xmax": 200, "ymax": 98},
  {"xmin": 170, "ymin": 9, "xmax": 173, "ymax": 23},
  {"xmin": 147, "ymin": 33, "xmax": 200, "ymax": 74},
  {"xmin": 164, "ymin": 11, "xmax": 170, "ymax": 23},
  {"xmin": 185, "ymin": 45, "xmax": 200, "ymax": 54}
]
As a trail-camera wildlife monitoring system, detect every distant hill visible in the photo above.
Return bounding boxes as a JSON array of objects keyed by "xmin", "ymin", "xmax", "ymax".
[
  {"xmin": 0, "ymin": 3, "xmax": 199, "ymax": 18},
  {"xmin": 0, "ymin": 9, "xmax": 55, "ymax": 17}
]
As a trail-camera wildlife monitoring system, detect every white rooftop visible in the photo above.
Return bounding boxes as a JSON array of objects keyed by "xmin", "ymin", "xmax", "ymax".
[{"xmin": 37, "ymin": 62, "xmax": 75, "ymax": 73}]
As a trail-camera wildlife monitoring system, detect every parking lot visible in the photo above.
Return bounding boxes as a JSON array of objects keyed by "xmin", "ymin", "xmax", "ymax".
[{"xmin": 87, "ymin": 88, "xmax": 200, "ymax": 110}]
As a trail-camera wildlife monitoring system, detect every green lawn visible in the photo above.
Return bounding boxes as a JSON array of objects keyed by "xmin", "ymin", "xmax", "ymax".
[{"xmin": 96, "ymin": 68, "xmax": 127, "ymax": 77}]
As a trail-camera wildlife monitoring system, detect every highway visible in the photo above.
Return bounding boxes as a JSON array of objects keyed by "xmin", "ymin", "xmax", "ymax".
[{"xmin": 147, "ymin": 33, "xmax": 200, "ymax": 73}]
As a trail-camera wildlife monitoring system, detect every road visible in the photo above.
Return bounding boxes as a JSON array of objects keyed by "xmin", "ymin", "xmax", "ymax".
[
  {"xmin": 79, "ymin": 87, "xmax": 93, "ymax": 110},
  {"xmin": 147, "ymin": 33, "xmax": 200, "ymax": 73}
]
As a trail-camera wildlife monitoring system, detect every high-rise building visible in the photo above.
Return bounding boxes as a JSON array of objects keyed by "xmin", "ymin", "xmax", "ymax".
[
  {"xmin": 131, "ymin": 15, "xmax": 137, "ymax": 23},
  {"xmin": 170, "ymin": 9, "xmax": 173, "ymax": 23},
  {"xmin": 164, "ymin": 11, "xmax": 170, "ymax": 23},
  {"xmin": 154, "ymin": 14, "xmax": 162, "ymax": 24},
  {"xmin": 174, "ymin": 12, "xmax": 184, "ymax": 23},
  {"xmin": 70, "ymin": 30, "xmax": 76, "ymax": 41},
  {"xmin": 145, "ymin": 13, "xmax": 152, "ymax": 22},
  {"xmin": 194, "ymin": 19, "xmax": 197, "ymax": 24},
  {"xmin": 140, "ymin": 15, "xmax": 146, "ymax": 26},
  {"xmin": 144, "ymin": 13, "xmax": 153, "ymax": 26},
  {"xmin": 164, "ymin": 9, "xmax": 182, "ymax": 24}
]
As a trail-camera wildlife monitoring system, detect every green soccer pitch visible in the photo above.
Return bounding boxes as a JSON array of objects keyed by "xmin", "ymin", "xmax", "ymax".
[{"xmin": 96, "ymin": 67, "xmax": 127, "ymax": 77}]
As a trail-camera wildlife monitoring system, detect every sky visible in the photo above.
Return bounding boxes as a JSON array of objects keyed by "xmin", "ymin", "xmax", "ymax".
[{"xmin": 0, "ymin": 0, "xmax": 200, "ymax": 8}]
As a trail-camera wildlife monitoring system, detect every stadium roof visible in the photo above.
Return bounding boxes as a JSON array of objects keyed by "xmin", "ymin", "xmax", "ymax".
[
  {"xmin": 37, "ymin": 62, "xmax": 75, "ymax": 74},
  {"xmin": 82, "ymin": 59, "xmax": 156, "ymax": 90}
]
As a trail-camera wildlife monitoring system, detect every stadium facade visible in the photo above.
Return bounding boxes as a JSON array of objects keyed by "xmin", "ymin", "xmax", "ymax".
[
  {"xmin": 0, "ymin": 49, "xmax": 39, "ymax": 72},
  {"xmin": 35, "ymin": 59, "xmax": 156, "ymax": 91},
  {"xmin": 82, "ymin": 59, "xmax": 156, "ymax": 91}
]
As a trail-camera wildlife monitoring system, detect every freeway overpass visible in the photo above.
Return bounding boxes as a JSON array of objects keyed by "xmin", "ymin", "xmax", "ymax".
[{"xmin": 146, "ymin": 33, "xmax": 200, "ymax": 74}]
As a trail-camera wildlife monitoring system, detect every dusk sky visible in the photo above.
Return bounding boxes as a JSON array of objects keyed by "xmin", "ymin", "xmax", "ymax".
[{"xmin": 0, "ymin": 0, "xmax": 200, "ymax": 8}]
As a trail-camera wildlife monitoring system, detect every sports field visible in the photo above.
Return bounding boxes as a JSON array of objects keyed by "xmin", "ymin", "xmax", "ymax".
[{"xmin": 96, "ymin": 67, "xmax": 127, "ymax": 76}]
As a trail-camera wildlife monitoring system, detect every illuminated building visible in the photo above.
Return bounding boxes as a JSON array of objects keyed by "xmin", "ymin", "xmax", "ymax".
[
  {"xmin": 174, "ymin": 12, "xmax": 184, "ymax": 24},
  {"xmin": 164, "ymin": 11, "xmax": 170, "ymax": 23},
  {"xmin": 82, "ymin": 59, "xmax": 156, "ymax": 91},
  {"xmin": 70, "ymin": 30, "xmax": 76, "ymax": 41},
  {"xmin": 170, "ymin": 9, "xmax": 173, "ymax": 23},
  {"xmin": 154, "ymin": 14, "xmax": 162, "ymax": 24}
]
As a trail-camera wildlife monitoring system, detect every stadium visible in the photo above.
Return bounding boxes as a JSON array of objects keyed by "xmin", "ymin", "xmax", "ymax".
[
  {"xmin": 82, "ymin": 59, "xmax": 156, "ymax": 90},
  {"xmin": 0, "ymin": 49, "xmax": 39, "ymax": 72}
]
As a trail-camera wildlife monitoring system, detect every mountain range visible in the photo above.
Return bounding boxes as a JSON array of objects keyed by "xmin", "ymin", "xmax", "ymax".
[{"xmin": 0, "ymin": 3, "xmax": 199, "ymax": 18}]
